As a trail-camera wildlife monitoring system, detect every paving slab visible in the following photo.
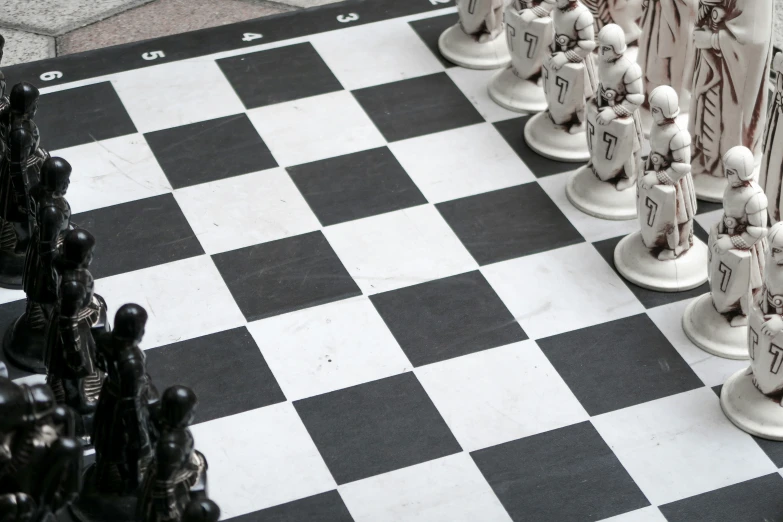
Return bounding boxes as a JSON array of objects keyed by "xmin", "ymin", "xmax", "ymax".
[
  {"xmin": 0, "ymin": 27, "xmax": 55, "ymax": 66},
  {"xmin": 57, "ymin": 0, "xmax": 295, "ymax": 56},
  {"xmin": 273, "ymin": 0, "xmax": 344, "ymax": 7}
]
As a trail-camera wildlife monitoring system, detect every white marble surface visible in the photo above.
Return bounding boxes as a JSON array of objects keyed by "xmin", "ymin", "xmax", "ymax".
[
  {"xmin": 0, "ymin": 0, "xmax": 155, "ymax": 36},
  {"xmin": 1, "ymin": 27, "xmax": 55, "ymax": 66}
]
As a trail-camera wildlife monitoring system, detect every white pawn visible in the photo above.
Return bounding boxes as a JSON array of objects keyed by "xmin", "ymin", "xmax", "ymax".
[
  {"xmin": 614, "ymin": 85, "xmax": 708, "ymax": 291},
  {"xmin": 439, "ymin": 0, "xmax": 512, "ymax": 69},
  {"xmin": 683, "ymin": 146, "xmax": 769, "ymax": 359},
  {"xmin": 566, "ymin": 24, "xmax": 643, "ymax": 220},
  {"xmin": 523, "ymin": 0, "xmax": 598, "ymax": 162},
  {"xmin": 721, "ymin": 222, "xmax": 783, "ymax": 440},
  {"xmin": 488, "ymin": 1, "xmax": 554, "ymax": 112}
]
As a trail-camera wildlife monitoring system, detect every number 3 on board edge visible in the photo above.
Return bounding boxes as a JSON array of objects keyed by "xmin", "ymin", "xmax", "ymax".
[{"xmin": 337, "ymin": 13, "xmax": 359, "ymax": 23}]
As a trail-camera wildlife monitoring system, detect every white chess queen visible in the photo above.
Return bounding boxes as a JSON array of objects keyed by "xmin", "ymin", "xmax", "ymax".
[
  {"xmin": 683, "ymin": 146, "xmax": 769, "ymax": 359},
  {"xmin": 523, "ymin": 0, "xmax": 598, "ymax": 162},
  {"xmin": 759, "ymin": 52, "xmax": 783, "ymax": 225},
  {"xmin": 721, "ymin": 222, "xmax": 783, "ymax": 440},
  {"xmin": 614, "ymin": 85, "xmax": 708, "ymax": 291},
  {"xmin": 439, "ymin": 0, "xmax": 513, "ymax": 69},
  {"xmin": 566, "ymin": 24, "xmax": 643, "ymax": 220},
  {"xmin": 488, "ymin": 1, "xmax": 554, "ymax": 112}
]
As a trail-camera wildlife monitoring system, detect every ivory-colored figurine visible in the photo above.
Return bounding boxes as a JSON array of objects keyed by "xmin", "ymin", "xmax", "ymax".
[
  {"xmin": 687, "ymin": 0, "xmax": 773, "ymax": 202},
  {"xmin": 759, "ymin": 53, "xmax": 783, "ymax": 224},
  {"xmin": 582, "ymin": 0, "xmax": 643, "ymax": 55},
  {"xmin": 488, "ymin": 1, "xmax": 554, "ymax": 112},
  {"xmin": 566, "ymin": 24, "xmax": 643, "ymax": 220},
  {"xmin": 683, "ymin": 146, "xmax": 769, "ymax": 359},
  {"xmin": 523, "ymin": 0, "xmax": 598, "ymax": 162},
  {"xmin": 614, "ymin": 85, "xmax": 708, "ymax": 291},
  {"xmin": 721, "ymin": 222, "xmax": 783, "ymax": 441},
  {"xmin": 439, "ymin": 0, "xmax": 513, "ymax": 69}
]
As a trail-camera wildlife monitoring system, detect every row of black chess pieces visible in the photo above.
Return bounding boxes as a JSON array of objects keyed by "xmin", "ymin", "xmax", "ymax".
[{"xmin": 0, "ymin": 36, "xmax": 220, "ymax": 522}]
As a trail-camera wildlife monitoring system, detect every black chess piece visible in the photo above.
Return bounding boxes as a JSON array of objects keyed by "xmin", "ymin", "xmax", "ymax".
[
  {"xmin": 182, "ymin": 499, "xmax": 220, "ymax": 522},
  {"xmin": 3, "ymin": 157, "xmax": 71, "ymax": 374},
  {"xmin": 44, "ymin": 229, "xmax": 106, "ymax": 439},
  {"xmin": 137, "ymin": 386, "xmax": 208, "ymax": 522}
]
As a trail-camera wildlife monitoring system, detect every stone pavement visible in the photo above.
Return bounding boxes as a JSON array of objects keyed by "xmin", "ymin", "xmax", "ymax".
[{"xmin": 0, "ymin": 0, "xmax": 341, "ymax": 65}]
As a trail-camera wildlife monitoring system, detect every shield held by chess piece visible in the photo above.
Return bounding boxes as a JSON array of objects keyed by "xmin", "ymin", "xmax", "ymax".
[
  {"xmin": 543, "ymin": 59, "xmax": 585, "ymax": 126},
  {"xmin": 748, "ymin": 304, "xmax": 783, "ymax": 396},
  {"xmin": 507, "ymin": 11, "xmax": 551, "ymax": 76},
  {"xmin": 708, "ymin": 225, "xmax": 752, "ymax": 314},
  {"xmin": 638, "ymin": 182, "xmax": 676, "ymax": 249},
  {"xmin": 586, "ymin": 104, "xmax": 636, "ymax": 182}
]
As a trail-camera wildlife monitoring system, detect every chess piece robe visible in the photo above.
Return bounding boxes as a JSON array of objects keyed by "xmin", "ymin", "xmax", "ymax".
[
  {"xmin": 614, "ymin": 85, "xmax": 708, "ymax": 291},
  {"xmin": 721, "ymin": 222, "xmax": 783, "ymax": 440},
  {"xmin": 683, "ymin": 146, "xmax": 769, "ymax": 359},
  {"xmin": 523, "ymin": 0, "xmax": 598, "ymax": 162},
  {"xmin": 488, "ymin": 1, "xmax": 554, "ymax": 112},
  {"xmin": 438, "ymin": 0, "xmax": 512, "ymax": 69},
  {"xmin": 567, "ymin": 23, "xmax": 643, "ymax": 220},
  {"xmin": 687, "ymin": 0, "xmax": 773, "ymax": 202},
  {"xmin": 759, "ymin": 52, "xmax": 783, "ymax": 224}
]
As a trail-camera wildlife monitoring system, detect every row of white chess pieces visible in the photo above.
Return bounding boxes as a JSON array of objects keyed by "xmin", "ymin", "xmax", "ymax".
[{"xmin": 438, "ymin": 0, "xmax": 783, "ymax": 441}]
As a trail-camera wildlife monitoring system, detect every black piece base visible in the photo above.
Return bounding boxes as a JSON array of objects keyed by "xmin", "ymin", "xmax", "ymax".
[
  {"xmin": 3, "ymin": 313, "xmax": 47, "ymax": 374},
  {"xmin": 0, "ymin": 249, "xmax": 25, "ymax": 289},
  {"xmin": 69, "ymin": 466, "xmax": 137, "ymax": 522}
]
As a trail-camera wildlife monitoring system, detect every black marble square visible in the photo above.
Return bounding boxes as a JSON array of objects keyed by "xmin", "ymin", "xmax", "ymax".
[
  {"xmin": 227, "ymin": 491, "xmax": 354, "ymax": 522},
  {"xmin": 592, "ymin": 235, "xmax": 710, "ymax": 309},
  {"xmin": 217, "ymin": 42, "xmax": 343, "ymax": 109},
  {"xmin": 293, "ymin": 372, "xmax": 461, "ymax": 485},
  {"xmin": 144, "ymin": 327, "xmax": 285, "ymax": 424},
  {"xmin": 493, "ymin": 117, "xmax": 578, "ymax": 178},
  {"xmin": 409, "ymin": 13, "xmax": 459, "ymax": 68},
  {"xmin": 659, "ymin": 473, "xmax": 783, "ymax": 522},
  {"xmin": 370, "ymin": 271, "xmax": 527, "ymax": 367},
  {"xmin": 211, "ymin": 231, "xmax": 361, "ymax": 322},
  {"xmin": 436, "ymin": 182, "xmax": 584, "ymax": 265},
  {"xmin": 0, "ymin": 299, "xmax": 33, "ymax": 380},
  {"xmin": 73, "ymin": 193, "xmax": 204, "ymax": 280},
  {"xmin": 37, "ymin": 82, "xmax": 137, "ymax": 150},
  {"xmin": 286, "ymin": 147, "xmax": 427, "ymax": 226},
  {"xmin": 472, "ymin": 421, "xmax": 649, "ymax": 522},
  {"xmin": 144, "ymin": 113, "xmax": 277, "ymax": 189},
  {"xmin": 352, "ymin": 73, "xmax": 484, "ymax": 142},
  {"xmin": 537, "ymin": 314, "xmax": 703, "ymax": 416}
]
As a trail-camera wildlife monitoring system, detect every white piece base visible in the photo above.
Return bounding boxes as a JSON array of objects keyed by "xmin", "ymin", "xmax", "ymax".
[
  {"xmin": 721, "ymin": 367, "xmax": 783, "ymax": 441},
  {"xmin": 639, "ymin": 107, "xmax": 689, "ymax": 138},
  {"xmin": 565, "ymin": 165, "xmax": 637, "ymax": 220},
  {"xmin": 693, "ymin": 173, "xmax": 727, "ymax": 203},
  {"xmin": 613, "ymin": 231, "xmax": 709, "ymax": 292},
  {"xmin": 438, "ymin": 24, "xmax": 511, "ymax": 70},
  {"xmin": 488, "ymin": 67, "xmax": 547, "ymax": 113},
  {"xmin": 523, "ymin": 111, "xmax": 590, "ymax": 163},
  {"xmin": 682, "ymin": 293, "xmax": 749, "ymax": 360}
]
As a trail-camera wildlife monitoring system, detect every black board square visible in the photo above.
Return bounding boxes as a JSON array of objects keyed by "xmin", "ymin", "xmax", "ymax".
[
  {"xmin": 227, "ymin": 491, "xmax": 354, "ymax": 522},
  {"xmin": 409, "ymin": 13, "xmax": 459, "ymax": 68},
  {"xmin": 493, "ymin": 116, "xmax": 578, "ymax": 178}
]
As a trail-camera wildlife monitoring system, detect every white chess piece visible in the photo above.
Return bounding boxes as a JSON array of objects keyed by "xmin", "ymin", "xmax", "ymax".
[
  {"xmin": 523, "ymin": 0, "xmax": 598, "ymax": 162},
  {"xmin": 758, "ymin": 52, "xmax": 783, "ymax": 225},
  {"xmin": 439, "ymin": 0, "xmax": 513, "ymax": 69},
  {"xmin": 683, "ymin": 146, "xmax": 769, "ymax": 359},
  {"xmin": 582, "ymin": 0, "xmax": 643, "ymax": 61},
  {"xmin": 488, "ymin": 1, "xmax": 554, "ymax": 112},
  {"xmin": 566, "ymin": 24, "xmax": 643, "ymax": 220},
  {"xmin": 636, "ymin": 0, "xmax": 696, "ymax": 135},
  {"xmin": 721, "ymin": 222, "xmax": 783, "ymax": 440},
  {"xmin": 687, "ymin": 0, "xmax": 774, "ymax": 203},
  {"xmin": 614, "ymin": 85, "xmax": 708, "ymax": 291}
]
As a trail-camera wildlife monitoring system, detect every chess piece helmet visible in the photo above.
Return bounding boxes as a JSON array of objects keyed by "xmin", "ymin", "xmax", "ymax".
[
  {"xmin": 158, "ymin": 385, "xmax": 198, "ymax": 430},
  {"xmin": 113, "ymin": 303, "xmax": 148, "ymax": 342},
  {"xmin": 60, "ymin": 229, "xmax": 95, "ymax": 269},
  {"xmin": 9, "ymin": 82, "xmax": 39, "ymax": 118},
  {"xmin": 0, "ymin": 34, "xmax": 6, "ymax": 64},
  {"xmin": 0, "ymin": 379, "xmax": 56, "ymax": 433},
  {"xmin": 183, "ymin": 499, "xmax": 221, "ymax": 522},
  {"xmin": 723, "ymin": 145, "xmax": 755, "ymax": 184},
  {"xmin": 40, "ymin": 156, "xmax": 71, "ymax": 195},
  {"xmin": 768, "ymin": 222, "xmax": 783, "ymax": 265},
  {"xmin": 648, "ymin": 85, "xmax": 680, "ymax": 123},
  {"xmin": 597, "ymin": 24, "xmax": 627, "ymax": 59}
]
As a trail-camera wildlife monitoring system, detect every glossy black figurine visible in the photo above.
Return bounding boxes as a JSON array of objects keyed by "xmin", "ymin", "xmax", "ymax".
[
  {"xmin": 4, "ymin": 157, "xmax": 71, "ymax": 374},
  {"xmin": 138, "ymin": 386, "xmax": 208, "ymax": 522}
]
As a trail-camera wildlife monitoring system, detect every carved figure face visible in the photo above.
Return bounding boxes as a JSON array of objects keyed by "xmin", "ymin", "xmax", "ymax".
[
  {"xmin": 650, "ymin": 105, "xmax": 666, "ymax": 125},
  {"xmin": 725, "ymin": 168, "xmax": 743, "ymax": 188},
  {"xmin": 598, "ymin": 44, "xmax": 619, "ymax": 62},
  {"xmin": 772, "ymin": 245, "xmax": 783, "ymax": 265}
]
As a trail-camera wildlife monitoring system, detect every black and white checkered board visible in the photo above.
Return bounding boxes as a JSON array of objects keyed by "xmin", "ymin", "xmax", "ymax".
[{"xmin": 1, "ymin": 1, "xmax": 782, "ymax": 520}]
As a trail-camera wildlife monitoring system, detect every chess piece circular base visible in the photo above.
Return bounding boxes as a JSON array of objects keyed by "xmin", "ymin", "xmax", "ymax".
[
  {"xmin": 613, "ymin": 231, "xmax": 709, "ymax": 292},
  {"xmin": 438, "ymin": 24, "xmax": 511, "ymax": 70},
  {"xmin": 639, "ymin": 107, "xmax": 689, "ymax": 138},
  {"xmin": 682, "ymin": 293, "xmax": 749, "ymax": 360},
  {"xmin": 69, "ymin": 465, "xmax": 137, "ymax": 522},
  {"xmin": 693, "ymin": 173, "xmax": 728, "ymax": 202},
  {"xmin": 566, "ymin": 165, "xmax": 637, "ymax": 220},
  {"xmin": 3, "ymin": 313, "xmax": 47, "ymax": 374},
  {"xmin": 524, "ymin": 111, "xmax": 590, "ymax": 162},
  {"xmin": 0, "ymin": 250, "xmax": 25, "ymax": 289},
  {"xmin": 488, "ymin": 67, "xmax": 546, "ymax": 113},
  {"xmin": 721, "ymin": 367, "xmax": 783, "ymax": 441}
]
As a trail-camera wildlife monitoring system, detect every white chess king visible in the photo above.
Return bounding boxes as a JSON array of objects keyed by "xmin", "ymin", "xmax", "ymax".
[
  {"xmin": 523, "ymin": 0, "xmax": 597, "ymax": 162},
  {"xmin": 488, "ymin": 1, "xmax": 554, "ymax": 112},
  {"xmin": 683, "ymin": 146, "xmax": 769, "ymax": 359},
  {"xmin": 759, "ymin": 52, "xmax": 783, "ymax": 225},
  {"xmin": 614, "ymin": 85, "xmax": 708, "ymax": 291},
  {"xmin": 438, "ymin": 0, "xmax": 512, "ymax": 69},
  {"xmin": 566, "ymin": 24, "xmax": 643, "ymax": 220},
  {"xmin": 721, "ymin": 222, "xmax": 783, "ymax": 440}
]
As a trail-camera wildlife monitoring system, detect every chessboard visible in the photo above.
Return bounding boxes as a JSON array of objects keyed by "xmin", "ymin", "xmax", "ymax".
[{"xmin": 2, "ymin": 1, "xmax": 783, "ymax": 520}]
